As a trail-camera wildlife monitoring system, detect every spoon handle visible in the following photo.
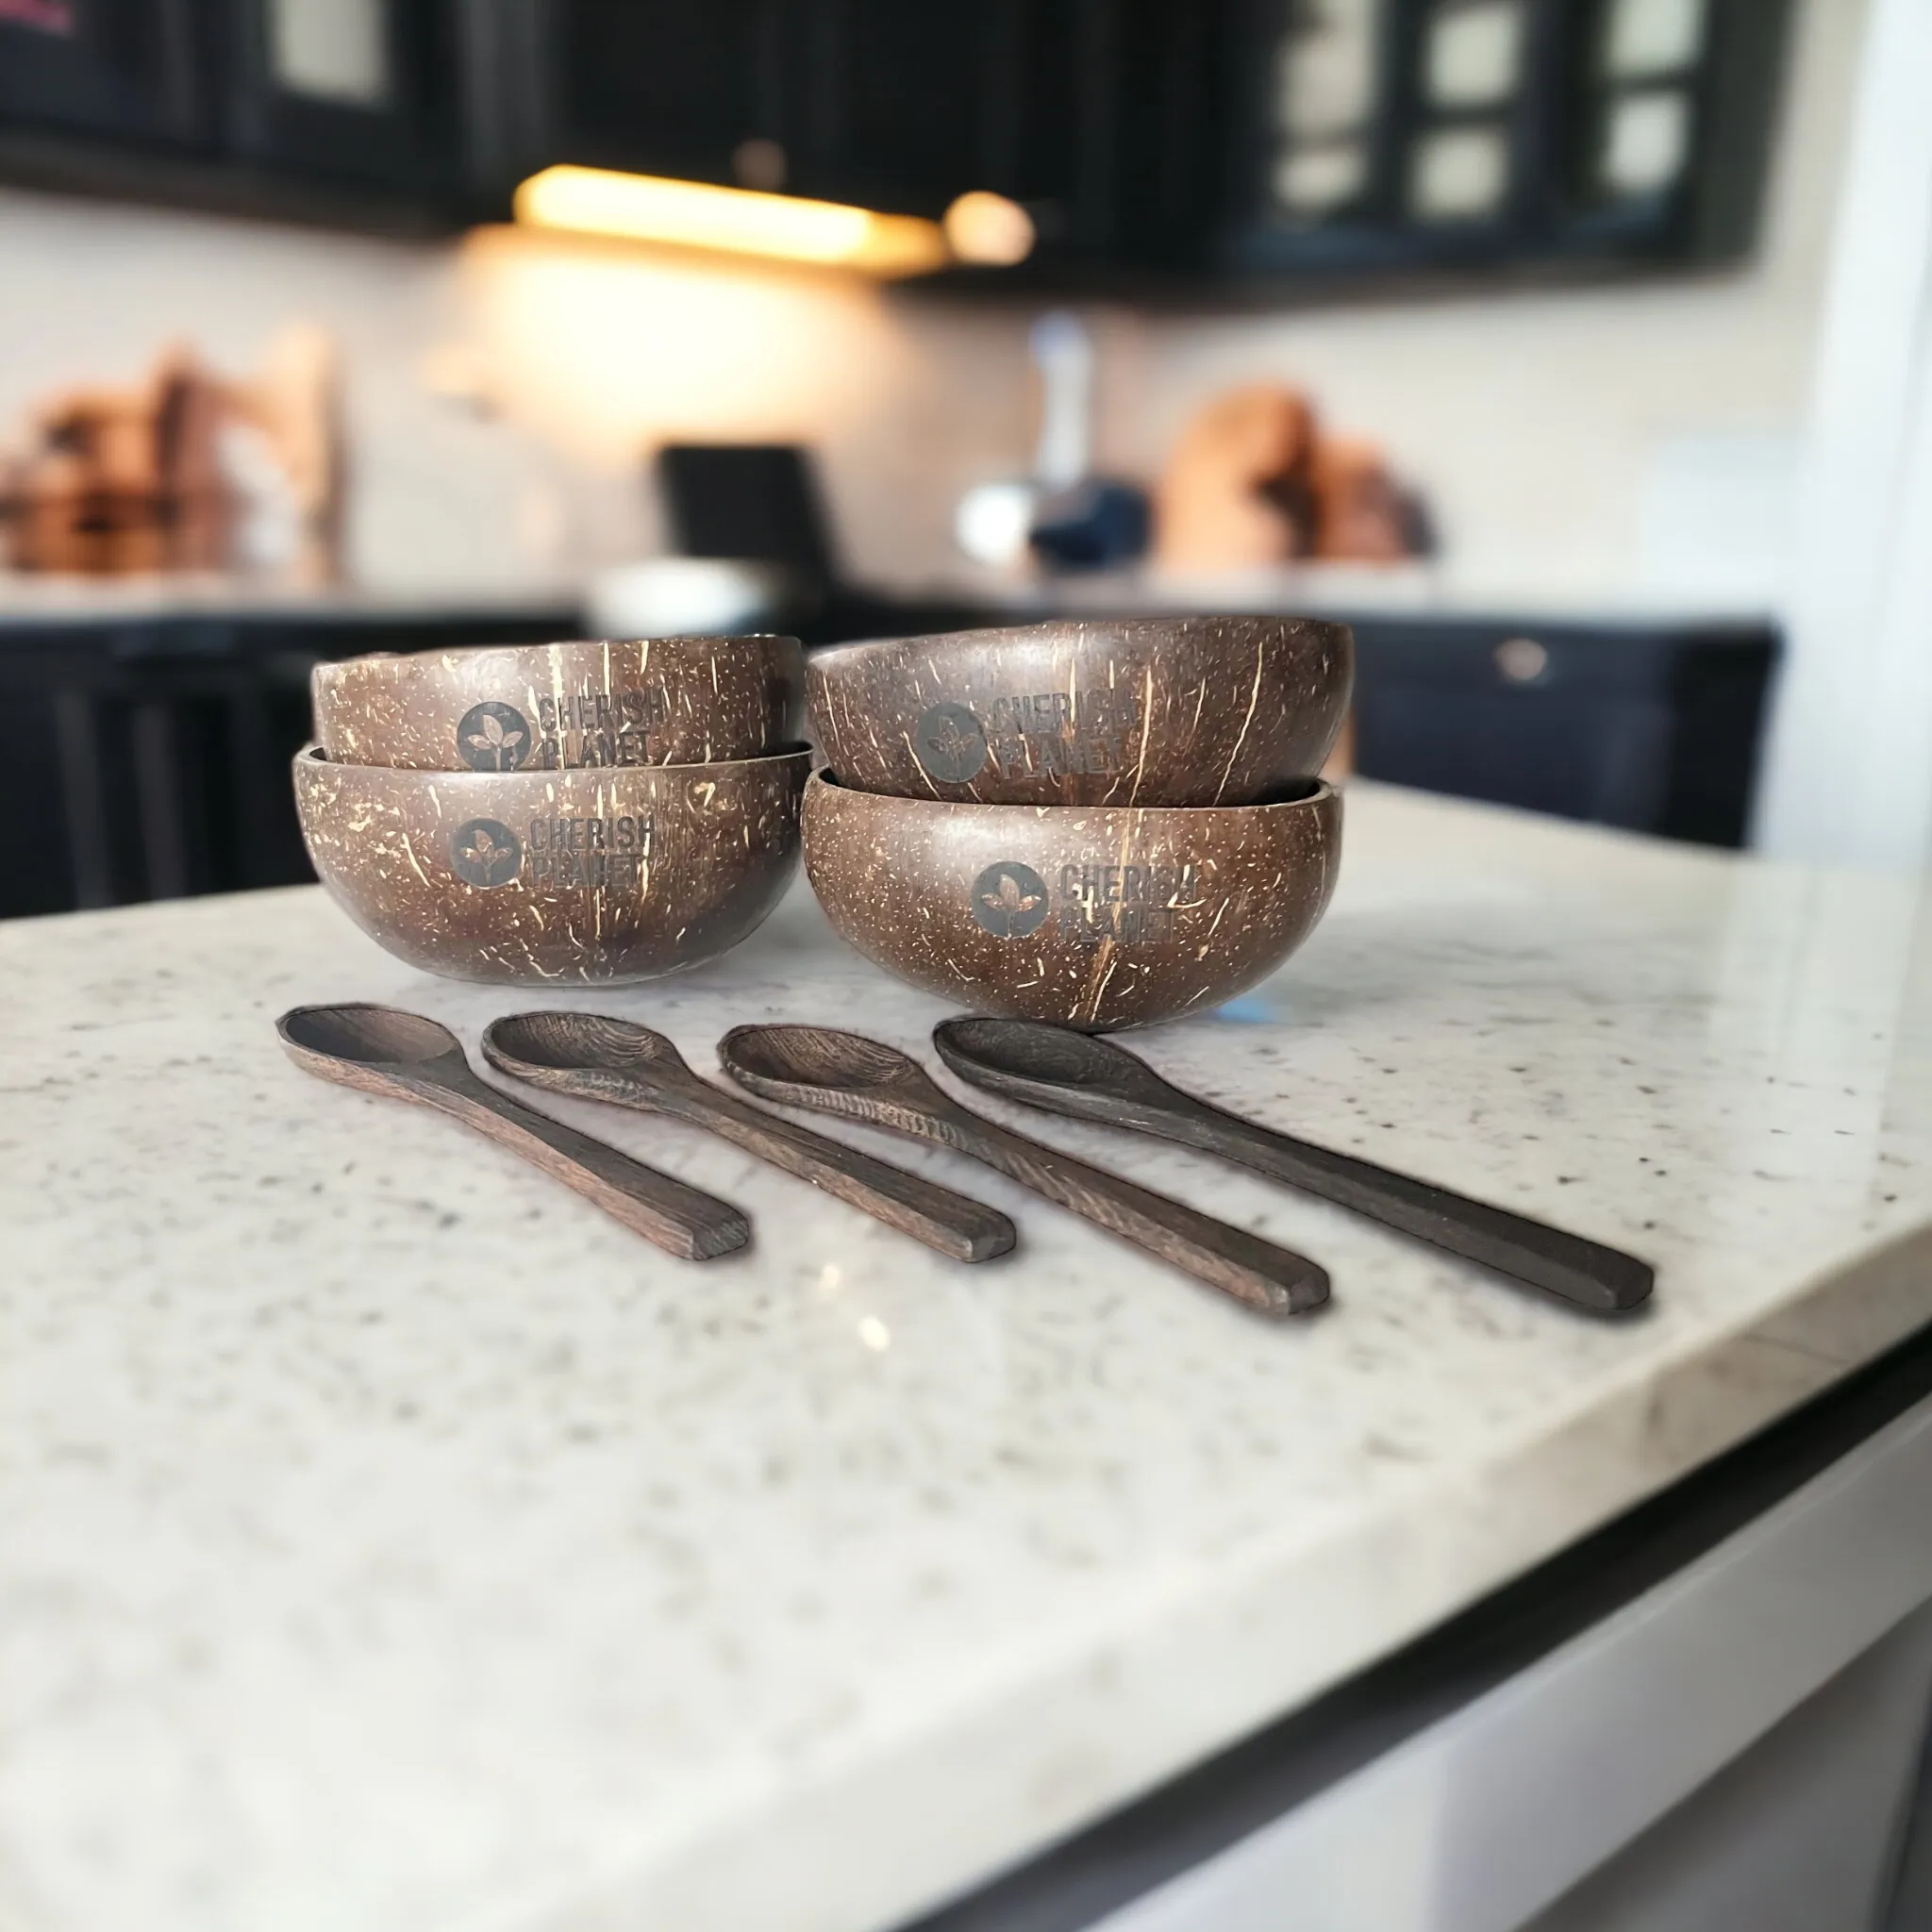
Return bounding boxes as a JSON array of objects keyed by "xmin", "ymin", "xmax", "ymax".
[
  {"xmin": 582, "ymin": 1072, "xmax": 1016, "ymax": 1264},
  {"xmin": 1140, "ymin": 1099, "xmax": 1652, "ymax": 1314},
  {"xmin": 910, "ymin": 1098, "xmax": 1327, "ymax": 1317},
  {"xmin": 406, "ymin": 1066, "xmax": 750, "ymax": 1260}
]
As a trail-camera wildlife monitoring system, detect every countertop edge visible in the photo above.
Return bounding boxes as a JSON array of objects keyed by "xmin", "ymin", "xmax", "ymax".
[{"xmin": 523, "ymin": 1221, "xmax": 1932, "ymax": 1932}]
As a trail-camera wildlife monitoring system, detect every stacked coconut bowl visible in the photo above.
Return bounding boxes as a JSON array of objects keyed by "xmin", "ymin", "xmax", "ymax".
[
  {"xmin": 804, "ymin": 617, "xmax": 1352, "ymax": 1031},
  {"xmin": 296, "ymin": 637, "xmax": 808, "ymax": 984}
]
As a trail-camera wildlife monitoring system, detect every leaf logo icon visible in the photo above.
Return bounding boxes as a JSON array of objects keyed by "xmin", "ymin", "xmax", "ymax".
[
  {"xmin": 969, "ymin": 861, "xmax": 1050, "ymax": 938},
  {"xmin": 913, "ymin": 702, "xmax": 989, "ymax": 784},
  {"xmin": 450, "ymin": 818, "xmax": 522, "ymax": 888},
  {"xmin": 983, "ymin": 873, "xmax": 1041, "ymax": 917},
  {"xmin": 456, "ymin": 703, "xmax": 533, "ymax": 772}
]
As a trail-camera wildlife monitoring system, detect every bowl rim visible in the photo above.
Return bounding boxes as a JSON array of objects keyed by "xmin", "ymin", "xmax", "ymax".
[
  {"xmin": 312, "ymin": 633, "xmax": 805, "ymax": 681},
  {"xmin": 295, "ymin": 741, "xmax": 813, "ymax": 781},
  {"xmin": 808, "ymin": 614, "xmax": 1353, "ymax": 675},
  {"xmin": 805, "ymin": 767, "xmax": 1337, "ymax": 822}
]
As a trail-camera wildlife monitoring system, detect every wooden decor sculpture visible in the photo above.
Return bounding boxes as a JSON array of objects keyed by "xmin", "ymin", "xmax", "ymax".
[{"xmin": 0, "ymin": 325, "xmax": 342, "ymax": 580}]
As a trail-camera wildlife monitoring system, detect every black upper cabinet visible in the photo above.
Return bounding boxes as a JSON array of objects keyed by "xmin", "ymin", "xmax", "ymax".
[
  {"xmin": 0, "ymin": 0, "xmax": 477, "ymax": 225},
  {"xmin": 789, "ymin": 0, "xmax": 1098, "ymax": 219},
  {"xmin": 1215, "ymin": 0, "xmax": 1797, "ymax": 282},
  {"xmin": 507, "ymin": 0, "xmax": 1085, "ymax": 220},
  {"xmin": 0, "ymin": 0, "xmax": 1798, "ymax": 281},
  {"xmin": 789, "ymin": 1, "xmax": 998, "ymax": 214},
  {"xmin": 224, "ymin": 0, "xmax": 464, "ymax": 192},
  {"xmin": 0, "ymin": 0, "xmax": 209, "ymax": 150},
  {"xmin": 538, "ymin": 0, "xmax": 783, "ymax": 183}
]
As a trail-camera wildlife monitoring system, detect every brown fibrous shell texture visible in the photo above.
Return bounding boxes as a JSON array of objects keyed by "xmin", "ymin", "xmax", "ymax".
[
  {"xmin": 294, "ymin": 744, "xmax": 808, "ymax": 986},
  {"xmin": 808, "ymin": 616, "xmax": 1352, "ymax": 808},
  {"xmin": 800, "ymin": 770, "xmax": 1341, "ymax": 1032},
  {"xmin": 313, "ymin": 635, "xmax": 805, "ymax": 772}
]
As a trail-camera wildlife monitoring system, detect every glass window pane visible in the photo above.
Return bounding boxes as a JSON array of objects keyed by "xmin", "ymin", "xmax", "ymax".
[
  {"xmin": 1605, "ymin": 0, "xmax": 1707, "ymax": 78},
  {"xmin": 1275, "ymin": 0, "xmax": 1384, "ymax": 141},
  {"xmin": 268, "ymin": 0, "xmax": 390, "ymax": 108},
  {"xmin": 1426, "ymin": 1, "xmax": 1524, "ymax": 108},
  {"xmin": 1601, "ymin": 88, "xmax": 1691, "ymax": 193},
  {"xmin": 1410, "ymin": 125, "xmax": 1509, "ymax": 220},
  {"xmin": 1274, "ymin": 142, "xmax": 1370, "ymax": 215}
]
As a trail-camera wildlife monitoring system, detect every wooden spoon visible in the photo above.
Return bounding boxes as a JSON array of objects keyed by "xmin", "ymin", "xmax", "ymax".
[
  {"xmin": 276, "ymin": 1004, "xmax": 748, "ymax": 1260},
  {"xmin": 933, "ymin": 1018, "xmax": 1654, "ymax": 1315},
  {"xmin": 481, "ymin": 1012, "xmax": 1015, "ymax": 1262},
  {"xmin": 717, "ymin": 1024, "xmax": 1328, "ymax": 1317}
]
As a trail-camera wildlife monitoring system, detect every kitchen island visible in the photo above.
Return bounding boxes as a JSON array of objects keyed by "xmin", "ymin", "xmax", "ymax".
[{"xmin": 5, "ymin": 783, "xmax": 1931, "ymax": 1932}]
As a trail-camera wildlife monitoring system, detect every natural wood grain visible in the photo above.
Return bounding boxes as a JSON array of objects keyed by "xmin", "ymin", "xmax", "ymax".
[
  {"xmin": 717, "ymin": 1024, "xmax": 1328, "ymax": 1318},
  {"xmin": 932, "ymin": 1018, "xmax": 1655, "ymax": 1315},
  {"xmin": 276, "ymin": 1003, "xmax": 748, "ymax": 1261},
  {"xmin": 481, "ymin": 1011, "xmax": 1016, "ymax": 1263}
]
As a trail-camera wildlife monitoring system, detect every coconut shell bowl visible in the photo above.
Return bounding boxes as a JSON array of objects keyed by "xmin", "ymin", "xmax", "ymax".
[
  {"xmin": 800, "ymin": 771, "xmax": 1341, "ymax": 1031},
  {"xmin": 807, "ymin": 616, "xmax": 1352, "ymax": 808},
  {"xmin": 313, "ymin": 634, "xmax": 805, "ymax": 773},
  {"xmin": 294, "ymin": 745, "xmax": 809, "ymax": 985}
]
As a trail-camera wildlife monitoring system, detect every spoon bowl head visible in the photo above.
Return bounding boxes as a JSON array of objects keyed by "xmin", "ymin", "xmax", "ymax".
[
  {"xmin": 719, "ymin": 1024, "xmax": 923, "ymax": 1098},
  {"xmin": 277, "ymin": 1003, "xmax": 462, "ymax": 1067},
  {"xmin": 485, "ymin": 1011, "xmax": 688, "ymax": 1077},
  {"xmin": 935, "ymin": 1017, "xmax": 1136, "ymax": 1091}
]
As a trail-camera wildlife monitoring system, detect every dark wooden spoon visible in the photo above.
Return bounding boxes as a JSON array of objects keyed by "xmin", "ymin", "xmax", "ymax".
[
  {"xmin": 481, "ymin": 1012, "xmax": 1015, "ymax": 1262},
  {"xmin": 717, "ymin": 1024, "xmax": 1328, "ymax": 1317},
  {"xmin": 277, "ymin": 1004, "xmax": 748, "ymax": 1260},
  {"xmin": 932, "ymin": 1018, "xmax": 1654, "ymax": 1315}
]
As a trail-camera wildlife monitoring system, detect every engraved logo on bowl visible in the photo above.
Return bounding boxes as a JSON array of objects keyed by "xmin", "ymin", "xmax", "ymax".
[
  {"xmin": 450, "ymin": 818, "xmax": 522, "ymax": 888},
  {"xmin": 914, "ymin": 702, "xmax": 989, "ymax": 783},
  {"xmin": 457, "ymin": 702, "xmax": 533, "ymax": 772},
  {"xmin": 970, "ymin": 860, "xmax": 1050, "ymax": 939}
]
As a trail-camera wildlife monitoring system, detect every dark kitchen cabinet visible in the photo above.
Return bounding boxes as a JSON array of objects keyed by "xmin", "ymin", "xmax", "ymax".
[
  {"xmin": 510, "ymin": 0, "xmax": 786, "ymax": 188},
  {"xmin": 792, "ymin": 2, "xmax": 1003, "ymax": 212},
  {"xmin": 223, "ymin": 0, "xmax": 467, "ymax": 194},
  {"xmin": 0, "ymin": 0, "xmax": 209, "ymax": 151},
  {"xmin": 493, "ymin": 0, "xmax": 1087, "ymax": 220},
  {"xmin": 1215, "ymin": 0, "xmax": 1799, "ymax": 283},
  {"xmin": 790, "ymin": 0, "xmax": 1070, "ymax": 217},
  {"xmin": 0, "ymin": 0, "xmax": 487, "ymax": 228},
  {"xmin": 0, "ymin": 0, "xmax": 1800, "ymax": 286},
  {"xmin": 1348, "ymin": 618, "xmax": 1777, "ymax": 848},
  {"xmin": 0, "ymin": 604, "xmax": 576, "ymax": 922}
]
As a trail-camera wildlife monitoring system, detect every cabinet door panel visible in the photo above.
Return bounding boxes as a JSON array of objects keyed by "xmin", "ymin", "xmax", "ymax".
[
  {"xmin": 551, "ymin": 0, "xmax": 779, "ymax": 179},
  {"xmin": 794, "ymin": 0, "xmax": 993, "ymax": 213},
  {"xmin": 0, "ymin": 0, "xmax": 207, "ymax": 147},
  {"xmin": 507, "ymin": 0, "xmax": 1086, "ymax": 227},
  {"xmin": 225, "ymin": 0, "xmax": 462, "ymax": 192}
]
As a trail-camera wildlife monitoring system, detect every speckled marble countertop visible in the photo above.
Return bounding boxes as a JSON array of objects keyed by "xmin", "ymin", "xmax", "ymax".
[{"xmin": 5, "ymin": 784, "xmax": 1931, "ymax": 1932}]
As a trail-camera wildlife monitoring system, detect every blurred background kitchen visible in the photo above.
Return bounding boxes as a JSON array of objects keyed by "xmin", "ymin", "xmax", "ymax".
[{"xmin": 1, "ymin": 0, "xmax": 1921, "ymax": 920}]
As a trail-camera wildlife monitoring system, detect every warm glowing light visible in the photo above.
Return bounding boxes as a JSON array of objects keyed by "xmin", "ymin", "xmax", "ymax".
[
  {"xmin": 943, "ymin": 191, "xmax": 1036, "ymax": 266},
  {"xmin": 514, "ymin": 165, "xmax": 950, "ymax": 277}
]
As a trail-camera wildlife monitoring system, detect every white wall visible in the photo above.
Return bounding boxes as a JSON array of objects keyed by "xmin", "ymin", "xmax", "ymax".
[
  {"xmin": 1754, "ymin": 0, "xmax": 1932, "ymax": 870},
  {"xmin": 0, "ymin": 0, "xmax": 1870, "ymax": 612}
]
